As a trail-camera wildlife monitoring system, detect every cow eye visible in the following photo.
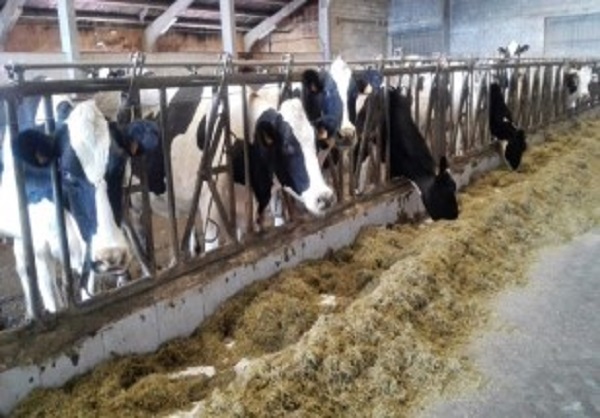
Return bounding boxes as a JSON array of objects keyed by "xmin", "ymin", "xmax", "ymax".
[{"xmin": 283, "ymin": 142, "xmax": 297, "ymax": 156}]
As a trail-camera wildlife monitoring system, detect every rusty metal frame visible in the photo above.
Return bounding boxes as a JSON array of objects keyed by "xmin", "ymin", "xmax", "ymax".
[{"xmin": 1, "ymin": 55, "xmax": 598, "ymax": 331}]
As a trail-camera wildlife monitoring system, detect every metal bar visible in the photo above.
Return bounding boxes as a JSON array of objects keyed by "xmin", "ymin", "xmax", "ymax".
[
  {"xmin": 180, "ymin": 81, "xmax": 225, "ymax": 254},
  {"xmin": 57, "ymin": 0, "xmax": 81, "ymax": 80},
  {"xmin": 435, "ymin": 68, "xmax": 448, "ymax": 160},
  {"xmin": 43, "ymin": 95, "xmax": 75, "ymax": 308},
  {"xmin": 318, "ymin": 0, "xmax": 331, "ymax": 60},
  {"xmin": 3, "ymin": 58, "xmax": 581, "ymax": 79},
  {"xmin": 220, "ymin": 0, "xmax": 238, "ymax": 57},
  {"xmin": 6, "ymin": 95, "xmax": 44, "ymax": 320},
  {"xmin": 241, "ymin": 84, "xmax": 253, "ymax": 238},
  {"xmin": 221, "ymin": 84, "xmax": 238, "ymax": 243},
  {"xmin": 383, "ymin": 76, "xmax": 391, "ymax": 182},
  {"xmin": 159, "ymin": 87, "xmax": 180, "ymax": 264}
]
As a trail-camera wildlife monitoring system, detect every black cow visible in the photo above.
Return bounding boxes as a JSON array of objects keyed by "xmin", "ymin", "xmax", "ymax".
[
  {"xmin": 489, "ymin": 82, "xmax": 527, "ymax": 170},
  {"xmin": 355, "ymin": 87, "xmax": 459, "ymax": 221}
]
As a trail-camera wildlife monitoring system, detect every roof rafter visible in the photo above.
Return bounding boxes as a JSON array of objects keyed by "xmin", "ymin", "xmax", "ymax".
[
  {"xmin": 93, "ymin": 0, "xmax": 271, "ymax": 20},
  {"xmin": 143, "ymin": 0, "xmax": 196, "ymax": 51},
  {"xmin": 243, "ymin": 0, "xmax": 308, "ymax": 51},
  {"xmin": 0, "ymin": 0, "xmax": 27, "ymax": 50},
  {"xmin": 18, "ymin": 7, "xmax": 253, "ymax": 33}
]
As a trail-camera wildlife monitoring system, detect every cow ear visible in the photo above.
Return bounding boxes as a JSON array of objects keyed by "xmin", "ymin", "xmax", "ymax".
[
  {"xmin": 302, "ymin": 69, "xmax": 323, "ymax": 93},
  {"xmin": 126, "ymin": 120, "xmax": 161, "ymax": 156},
  {"xmin": 255, "ymin": 110, "xmax": 281, "ymax": 148},
  {"xmin": 518, "ymin": 44, "xmax": 530, "ymax": 54},
  {"xmin": 13, "ymin": 128, "xmax": 57, "ymax": 167},
  {"xmin": 437, "ymin": 156, "xmax": 449, "ymax": 175}
]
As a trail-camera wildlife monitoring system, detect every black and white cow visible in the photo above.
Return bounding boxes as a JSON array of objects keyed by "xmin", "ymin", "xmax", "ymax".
[
  {"xmin": 498, "ymin": 41, "xmax": 530, "ymax": 60},
  {"xmin": 355, "ymin": 87, "xmax": 459, "ymax": 221},
  {"xmin": 564, "ymin": 65, "xmax": 595, "ymax": 111},
  {"xmin": 489, "ymin": 82, "xmax": 527, "ymax": 170},
  {"xmin": 120, "ymin": 83, "xmax": 335, "ymax": 254},
  {"xmin": 0, "ymin": 98, "xmax": 157, "ymax": 318},
  {"xmin": 298, "ymin": 57, "xmax": 383, "ymax": 144}
]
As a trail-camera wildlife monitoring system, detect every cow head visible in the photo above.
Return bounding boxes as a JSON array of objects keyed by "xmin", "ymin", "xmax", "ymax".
[
  {"xmin": 501, "ymin": 128, "xmax": 527, "ymax": 171},
  {"xmin": 15, "ymin": 101, "xmax": 132, "ymax": 275},
  {"xmin": 300, "ymin": 57, "xmax": 382, "ymax": 147},
  {"xmin": 252, "ymin": 97, "xmax": 335, "ymax": 217},
  {"xmin": 386, "ymin": 88, "xmax": 459, "ymax": 221},
  {"xmin": 498, "ymin": 41, "xmax": 529, "ymax": 59},
  {"xmin": 564, "ymin": 69, "xmax": 580, "ymax": 95},
  {"xmin": 421, "ymin": 156, "xmax": 459, "ymax": 221}
]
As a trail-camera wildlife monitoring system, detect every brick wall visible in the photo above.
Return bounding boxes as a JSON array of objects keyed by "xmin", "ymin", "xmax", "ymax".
[{"xmin": 330, "ymin": 0, "xmax": 390, "ymax": 60}]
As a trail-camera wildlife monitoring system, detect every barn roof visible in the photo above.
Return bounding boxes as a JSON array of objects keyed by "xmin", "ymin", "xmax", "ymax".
[{"xmin": 0, "ymin": 0, "xmax": 299, "ymax": 34}]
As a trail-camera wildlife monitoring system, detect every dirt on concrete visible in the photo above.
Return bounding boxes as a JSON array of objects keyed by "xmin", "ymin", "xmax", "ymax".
[{"xmin": 10, "ymin": 115, "xmax": 600, "ymax": 417}]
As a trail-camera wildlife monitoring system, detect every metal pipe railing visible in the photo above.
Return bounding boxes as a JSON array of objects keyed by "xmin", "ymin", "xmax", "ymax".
[{"xmin": 1, "ymin": 55, "xmax": 597, "ymax": 330}]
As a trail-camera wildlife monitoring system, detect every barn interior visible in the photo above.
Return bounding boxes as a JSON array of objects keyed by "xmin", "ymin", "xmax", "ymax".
[{"xmin": 0, "ymin": 0, "xmax": 599, "ymax": 416}]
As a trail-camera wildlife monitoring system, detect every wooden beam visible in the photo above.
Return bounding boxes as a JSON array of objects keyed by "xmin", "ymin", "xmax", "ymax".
[
  {"xmin": 19, "ymin": 7, "xmax": 254, "ymax": 32},
  {"xmin": 0, "ymin": 0, "xmax": 27, "ymax": 50},
  {"xmin": 95, "ymin": 0, "xmax": 271, "ymax": 20},
  {"xmin": 143, "ymin": 0, "xmax": 195, "ymax": 51},
  {"xmin": 243, "ymin": 0, "xmax": 308, "ymax": 52}
]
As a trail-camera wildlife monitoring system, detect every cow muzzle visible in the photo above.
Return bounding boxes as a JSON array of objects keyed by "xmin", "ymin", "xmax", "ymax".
[
  {"xmin": 314, "ymin": 189, "xmax": 336, "ymax": 214},
  {"xmin": 337, "ymin": 126, "xmax": 356, "ymax": 147},
  {"xmin": 91, "ymin": 247, "xmax": 131, "ymax": 274}
]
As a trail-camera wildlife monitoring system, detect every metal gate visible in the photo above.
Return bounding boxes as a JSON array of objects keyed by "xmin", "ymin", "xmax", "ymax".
[{"xmin": 0, "ymin": 53, "xmax": 596, "ymax": 328}]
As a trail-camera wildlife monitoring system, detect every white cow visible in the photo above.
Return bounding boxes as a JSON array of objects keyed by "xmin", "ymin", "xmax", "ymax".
[{"xmin": 0, "ymin": 99, "xmax": 143, "ymax": 318}]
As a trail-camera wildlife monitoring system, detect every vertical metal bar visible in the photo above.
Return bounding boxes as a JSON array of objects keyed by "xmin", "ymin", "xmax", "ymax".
[
  {"xmin": 241, "ymin": 84, "xmax": 253, "ymax": 237},
  {"xmin": 57, "ymin": 0, "xmax": 81, "ymax": 80},
  {"xmin": 7, "ymin": 95, "xmax": 43, "ymax": 320},
  {"xmin": 383, "ymin": 75, "xmax": 391, "ymax": 183},
  {"xmin": 222, "ymin": 84, "xmax": 237, "ymax": 243},
  {"xmin": 434, "ymin": 68, "xmax": 447, "ymax": 161},
  {"xmin": 219, "ymin": 0, "xmax": 237, "ymax": 58},
  {"xmin": 131, "ymin": 84, "xmax": 156, "ymax": 274},
  {"xmin": 318, "ymin": 0, "xmax": 331, "ymax": 61},
  {"xmin": 159, "ymin": 87, "xmax": 180, "ymax": 264},
  {"xmin": 43, "ymin": 95, "xmax": 75, "ymax": 308}
]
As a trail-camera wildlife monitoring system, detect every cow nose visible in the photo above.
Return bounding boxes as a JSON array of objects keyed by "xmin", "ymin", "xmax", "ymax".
[
  {"xmin": 338, "ymin": 126, "xmax": 356, "ymax": 146},
  {"xmin": 92, "ymin": 247, "xmax": 130, "ymax": 273},
  {"xmin": 317, "ymin": 190, "xmax": 336, "ymax": 210}
]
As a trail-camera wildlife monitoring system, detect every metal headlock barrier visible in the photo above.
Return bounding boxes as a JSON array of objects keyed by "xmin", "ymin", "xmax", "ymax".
[{"xmin": 0, "ymin": 52, "xmax": 599, "ymax": 328}]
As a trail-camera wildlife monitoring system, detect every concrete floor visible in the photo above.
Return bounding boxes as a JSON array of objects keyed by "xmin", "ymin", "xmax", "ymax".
[{"xmin": 421, "ymin": 228, "xmax": 600, "ymax": 418}]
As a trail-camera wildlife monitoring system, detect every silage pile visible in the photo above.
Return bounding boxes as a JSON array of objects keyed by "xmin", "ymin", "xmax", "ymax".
[{"xmin": 13, "ymin": 117, "xmax": 600, "ymax": 418}]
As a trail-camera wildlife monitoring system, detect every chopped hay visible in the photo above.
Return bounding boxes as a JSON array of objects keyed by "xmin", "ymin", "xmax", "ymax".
[{"xmin": 12, "ymin": 116, "xmax": 600, "ymax": 418}]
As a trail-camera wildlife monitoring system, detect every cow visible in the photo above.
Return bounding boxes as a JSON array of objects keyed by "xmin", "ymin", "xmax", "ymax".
[
  {"xmin": 498, "ymin": 41, "xmax": 530, "ymax": 60},
  {"xmin": 488, "ymin": 82, "xmax": 527, "ymax": 170},
  {"xmin": 118, "ymin": 83, "xmax": 335, "ymax": 257},
  {"xmin": 298, "ymin": 57, "xmax": 383, "ymax": 145},
  {"xmin": 0, "ymin": 97, "xmax": 157, "ymax": 319},
  {"xmin": 354, "ymin": 87, "xmax": 459, "ymax": 221},
  {"xmin": 114, "ymin": 59, "xmax": 380, "ymax": 256},
  {"xmin": 564, "ymin": 65, "xmax": 594, "ymax": 112}
]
